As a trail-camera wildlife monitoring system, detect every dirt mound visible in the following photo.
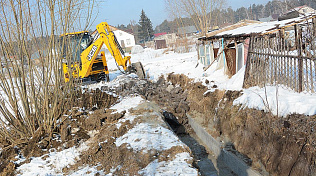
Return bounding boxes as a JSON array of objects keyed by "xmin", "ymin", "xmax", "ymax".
[
  {"xmin": 0, "ymin": 89, "xmax": 118, "ymax": 175},
  {"xmin": 63, "ymin": 102, "xmax": 193, "ymax": 175}
]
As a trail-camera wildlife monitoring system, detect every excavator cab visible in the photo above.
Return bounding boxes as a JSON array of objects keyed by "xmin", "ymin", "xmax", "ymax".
[
  {"xmin": 61, "ymin": 31, "xmax": 91, "ymax": 64},
  {"xmin": 60, "ymin": 31, "xmax": 109, "ymax": 83}
]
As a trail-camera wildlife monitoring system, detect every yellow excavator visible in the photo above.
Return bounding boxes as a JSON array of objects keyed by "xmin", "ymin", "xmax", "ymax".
[{"xmin": 61, "ymin": 22, "xmax": 145, "ymax": 83}]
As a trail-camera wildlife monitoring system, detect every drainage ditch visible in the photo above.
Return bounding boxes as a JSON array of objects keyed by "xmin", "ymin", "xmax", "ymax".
[{"xmin": 163, "ymin": 111, "xmax": 236, "ymax": 176}]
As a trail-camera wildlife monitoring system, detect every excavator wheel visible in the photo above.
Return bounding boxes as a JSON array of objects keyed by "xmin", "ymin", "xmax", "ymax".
[{"xmin": 131, "ymin": 62, "xmax": 146, "ymax": 79}]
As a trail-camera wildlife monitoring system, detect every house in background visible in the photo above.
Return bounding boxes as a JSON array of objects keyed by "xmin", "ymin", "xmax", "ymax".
[
  {"xmin": 198, "ymin": 12, "xmax": 316, "ymax": 78},
  {"xmin": 178, "ymin": 26, "xmax": 197, "ymax": 37},
  {"xmin": 154, "ymin": 33, "xmax": 178, "ymax": 49},
  {"xmin": 92, "ymin": 25, "xmax": 136, "ymax": 54},
  {"xmin": 278, "ymin": 5, "xmax": 316, "ymax": 21},
  {"xmin": 197, "ymin": 20, "xmax": 261, "ymax": 76}
]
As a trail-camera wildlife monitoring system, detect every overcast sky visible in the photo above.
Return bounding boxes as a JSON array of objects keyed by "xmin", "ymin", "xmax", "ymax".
[{"xmin": 91, "ymin": 0, "xmax": 272, "ymax": 28}]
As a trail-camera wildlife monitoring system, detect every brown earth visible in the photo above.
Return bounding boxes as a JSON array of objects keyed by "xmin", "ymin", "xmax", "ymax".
[
  {"xmin": 0, "ymin": 89, "xmax": 118, "ymax": 175},
  {"xmin": 0, "ymin": 86, "xmax": 194, "ymax": 175},
  {"xmin": 1, "ymin": 73, "xmax": 315, "ymax": 176},
  {"xmin": 64, "ymin": 103, "xmax": 192, "ymax": 175},
  {"xmin": 107, "ymin": 73, "xmax": 316, "ymax": 176},
  {"xmin": 157, "ymin": 74, "xmax": 316, "ymax": 176}
]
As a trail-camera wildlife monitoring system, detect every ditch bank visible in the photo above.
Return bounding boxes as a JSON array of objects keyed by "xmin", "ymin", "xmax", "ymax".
[
  {"xmin": 166, "ymin": 74, "xmax": 316, "ymax": 176},
  {"xmin": 104, "ymin": 73, "xmax": 316, "ymax": 176}
]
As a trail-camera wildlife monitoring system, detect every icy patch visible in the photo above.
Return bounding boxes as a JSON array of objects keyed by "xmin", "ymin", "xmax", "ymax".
[
  {"xmin": 115, "ymin": 123, "xmax": 184, "ymax": 153},
  {"xmin": 139, "ymin": 152, "xmax": 198, "ymax": 176},
  {"xmin": 17, "ymin": 142, "xmax": 89, "ymax": 175},
  {"xmin": 110, "ymin": 96, "xmax": 144, "ymax": 113},
  {"xmin": 234, "ymin": 86, "xmax": 316, "ymax": 117},
  {"xmin": 69, "ymin": 165, "xmax": 104, "ymax": 176}
]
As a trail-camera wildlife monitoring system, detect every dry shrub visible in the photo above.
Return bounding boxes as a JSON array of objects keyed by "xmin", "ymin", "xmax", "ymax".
[{"xmin": 0, "ymin": 0, "xmax": 98, "ymax": 146}]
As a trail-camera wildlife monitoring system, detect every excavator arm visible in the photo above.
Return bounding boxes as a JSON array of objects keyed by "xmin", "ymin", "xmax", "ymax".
[{"xmin": 79, "ymin": 22, "xmax": 131, "ymax": 78}]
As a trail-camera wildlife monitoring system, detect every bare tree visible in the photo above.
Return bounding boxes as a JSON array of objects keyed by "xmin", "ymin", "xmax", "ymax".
[
  {"xmin": 165, "ymin": 0, "xmax": 226, "ymax": 36},
  {"xmin": 0, "ymin": 0, "xmax": 97, "ymax": 146}
]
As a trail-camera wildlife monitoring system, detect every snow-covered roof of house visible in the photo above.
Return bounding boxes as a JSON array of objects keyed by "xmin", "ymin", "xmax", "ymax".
[
  {"xmin": 200, "ymin": 14, "xmax": 316, "ymax": 40},
  {"xmin": 205, "ymin": 20, "xmax": 261, "ymax": 38},
  {"xmin": 287, "ymin": 5, "xmax": 315, "ymax": 14}
]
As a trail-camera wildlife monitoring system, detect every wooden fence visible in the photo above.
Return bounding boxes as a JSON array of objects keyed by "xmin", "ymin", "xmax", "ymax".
[{"xmin": 244, "ymin": 22, "xmax": 316, "ymax": 93}]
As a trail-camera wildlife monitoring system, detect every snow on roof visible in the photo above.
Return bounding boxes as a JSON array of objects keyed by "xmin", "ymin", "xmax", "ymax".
[
  {"xmin": 205, "ymin": 20, "xmax": 261, "ymax": 38},
  {"xmin": 202, "ymin": 14, "xmax": 316, "ymax": 40},
  {"xmin": 287, "ymin": 5, "xmax": 315, "ymax": 13}
]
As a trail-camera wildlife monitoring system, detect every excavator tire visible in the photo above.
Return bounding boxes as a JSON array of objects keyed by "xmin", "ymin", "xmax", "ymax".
[{"xmin": 131, "ymin": 62, "xmax": 146, "ymax": 79}]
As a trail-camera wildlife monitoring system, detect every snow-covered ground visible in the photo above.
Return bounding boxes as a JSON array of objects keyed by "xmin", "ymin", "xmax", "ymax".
[
  {"xmin": 87, "ymin": 47, "xmax": 316, "ymax": 118},
  {"xmin": 103, "ymin": 47, "xmax": 316, "ymax": 117},
  {"xmin": 15, "ymin": 46, "xmax": 316, "ymax": 175},
  {"xmin": 16, "ymin": 96, "xmax": 198, "ymax": 175},
  {"xmin": 17, "ymin": 142, "xmax": 92, "ymax": 175}
]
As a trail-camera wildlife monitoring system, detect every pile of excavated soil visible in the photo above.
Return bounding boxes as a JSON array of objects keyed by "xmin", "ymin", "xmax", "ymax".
[
  {"xmin": 64, "ymin": 101, "xmax": 195, "ymax": 175},
  {"xmin": 104, "ymin": 73, "xmax": 316, "ymax": 176},
  {"xmin": 0, "ymin": 89, "xmax": 118, "ymax": 175}
]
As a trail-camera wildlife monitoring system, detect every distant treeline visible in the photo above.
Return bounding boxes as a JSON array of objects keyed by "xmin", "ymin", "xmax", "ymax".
[{"xmin": 117, "ymin": 0, "xmax": 316, "ymax": 34}]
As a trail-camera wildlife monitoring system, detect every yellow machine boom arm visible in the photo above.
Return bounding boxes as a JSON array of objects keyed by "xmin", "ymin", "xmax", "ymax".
[{"xmin": 79, "ymin": 22, "xmax": 131, "ymax": 78}]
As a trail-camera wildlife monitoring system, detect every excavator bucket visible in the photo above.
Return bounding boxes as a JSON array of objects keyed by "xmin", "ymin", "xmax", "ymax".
[{"xmin": 130, "ymin": 62, "xmax": 146, "ymax": 79}]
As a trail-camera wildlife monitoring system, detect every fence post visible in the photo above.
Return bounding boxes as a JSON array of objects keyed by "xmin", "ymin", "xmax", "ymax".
[
  {"xmin": 235, "ymin": 38, "xmax": 238, "ymax": 73},
  {"xmin": 295, "ymin": 24, "xmax": 303, "ymax": 92},
  {"xmin": 298, "ymin": 27, "xmax": 303, "ymax": 93},
  {"xmin": 313, "ymin": 18, "xmax": 316, "ymax": 37},
  {"xmin": 243, "ymin": 36, "xmax": 253, "ymax": 88}
]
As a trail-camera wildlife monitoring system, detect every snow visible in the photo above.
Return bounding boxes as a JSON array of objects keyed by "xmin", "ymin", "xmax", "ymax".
[
  {"xmin": 129, "ymin": 48, "xmax": 316, "ymax": 117},
  {"xmin": 110, "ymin": 96, "xmax": 145, "ymax": 113},
  {"xmin": 234, "ymin": 86, "xmax": 316, "ymax": 117},
  {"xmin": 69, "ymin": 165, "xmax": 104, "ymax": 176},
  {"xmin": 116, "ymin": 115, "xmax": 137, "ymax": 129},
  {"xmin": 90, "ymin": 47, "xmax": 316, "ymax": 117},
  {"xmin": 115, "ymin": 123, "xmax": 184, "ymax": 153},
  {"xmin": 139, "ymin": 152, "xmax": 198, "ymax": 176},
  {"xmin": 17, "ymin": 142, "xmax": 90, "ymax": 176},
  {"xmin": 14, "ymin": 43, "xmax": 316, "ymax": 175},
  {"xmin": 215, "ymin": 15, "xmax": 314, "ymax": 37},
  {"xmin": 131, "ymin": 45, "xmax": 144, "ymax": 54}
]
